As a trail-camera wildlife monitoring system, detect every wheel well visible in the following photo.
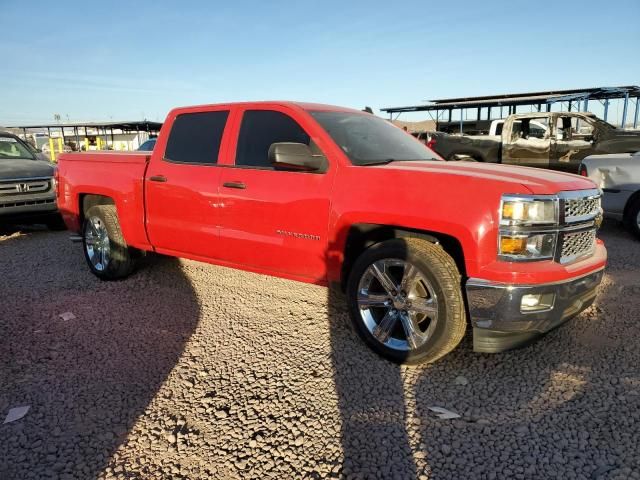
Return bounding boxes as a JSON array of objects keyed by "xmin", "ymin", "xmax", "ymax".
[
  {"xmin": 449, "ymin": 153, "xmax": 483, "ymax": 162},
  {"xmin": 79, "ymin": 194, "xmax": 115, "ymax": 226},
  {"xmin": 340, "ymin": 224, "xmax": 466, "ymax": 289}
]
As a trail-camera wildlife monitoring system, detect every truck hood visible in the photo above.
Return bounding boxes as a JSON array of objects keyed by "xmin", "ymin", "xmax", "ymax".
[
  {"xmin": 377, "ymin": 160, "xmax": 596, "ymax": 194},
  {"xmin": 0, "ymin": 159, "xmax": 55, "ymax": 180}
]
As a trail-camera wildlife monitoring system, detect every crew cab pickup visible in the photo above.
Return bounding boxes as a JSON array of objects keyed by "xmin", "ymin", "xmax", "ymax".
[
  {"xmin": 430, "ymin": 112, "xmax": 640, "ymax": 173},
  {"xmin": 57, "ymin": 102, "xmax": 607, "ymax": 364}
]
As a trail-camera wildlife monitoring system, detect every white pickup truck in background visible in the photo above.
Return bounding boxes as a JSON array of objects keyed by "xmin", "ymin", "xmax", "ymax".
[{"xmin": 580, "ymin": 151, "xmax": 640, "ymax": 239}]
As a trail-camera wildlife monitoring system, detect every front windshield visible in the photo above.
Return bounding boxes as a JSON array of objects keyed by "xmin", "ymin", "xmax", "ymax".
[
  {"xmin": 0, "ymin": 136, "xmax": 35, "ymax": 160},
  {"xmin": 310, "ymin": 111, "xmax": 440, "ymax": 165}
]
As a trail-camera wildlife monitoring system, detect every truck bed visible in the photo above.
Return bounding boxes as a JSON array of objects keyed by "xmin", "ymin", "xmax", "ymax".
[
  {"xmin": 56, "ymin": 152, "xmax": 151, "ymax": 248},
  {"xmin": 430, "ymin": 132, "xmax": 501, "ymax": 162}
]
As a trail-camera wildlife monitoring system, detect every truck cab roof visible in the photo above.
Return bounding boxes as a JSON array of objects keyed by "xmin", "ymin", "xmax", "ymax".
[{"xmin": 169, "ymin": 101, "xmax": 365, "ymax": 115}]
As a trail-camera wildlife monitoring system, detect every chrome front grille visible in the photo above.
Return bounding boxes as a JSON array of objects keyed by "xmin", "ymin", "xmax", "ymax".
[
  {"xmin": 563, "ymin": 195, "xmax": 601, "ymax": 223},
  {"xmin": 560, "ymin": 229, "xmax": 596, "ymax": 264},
  {"xmin": 0, "ymin": 178, "xmax": 52, "ymax": 196}
]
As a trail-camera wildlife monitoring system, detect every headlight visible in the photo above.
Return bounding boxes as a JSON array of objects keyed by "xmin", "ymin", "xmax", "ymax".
[
  {"xmin": 500, "ymin": 197, "xmax": 557, "ymax": 226},
  {"xmin": 499, "ymin": 194, "xmax": 558, "ymax": 260},
  {"xmin": 499, "ymin": 232, "xmax": 556, "ymax": 260}
]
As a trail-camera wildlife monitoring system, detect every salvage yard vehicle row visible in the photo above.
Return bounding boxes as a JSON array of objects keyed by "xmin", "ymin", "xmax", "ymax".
[
  {"xmin": 429, "ymin": 111, "xmax": 640, "ymax": 173},
  {"xmin": 57, "ymin": 101, "xmax": 606, "ymax": 364}
]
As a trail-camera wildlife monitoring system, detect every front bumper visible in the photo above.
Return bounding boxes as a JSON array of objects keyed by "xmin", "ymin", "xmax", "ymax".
[
  {"xmin": 466, "ymin": 268, "xmax": 604, "ymax": 352},
  {"xmin": 0, "ymin": 193, "xmax": 57, "ymax": 217}
]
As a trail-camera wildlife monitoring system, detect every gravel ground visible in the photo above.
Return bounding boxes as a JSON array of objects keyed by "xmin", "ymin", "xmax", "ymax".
[{"xmin": 0, "ymin": 220, "xmax": 639, "ymax": 480}]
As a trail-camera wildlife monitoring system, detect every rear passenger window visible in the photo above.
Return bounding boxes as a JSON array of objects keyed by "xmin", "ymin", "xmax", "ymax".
[
  {"xmin": 236, "ymin": 110, "xmax": 310, "ymax": 168},
  {"xmin": 164, "ymin": 111, "xmax": 229, "ymax": 164}
]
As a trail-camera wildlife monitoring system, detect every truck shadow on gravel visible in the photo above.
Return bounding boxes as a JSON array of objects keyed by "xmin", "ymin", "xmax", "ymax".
[
  {"xmin": 328, "ymin": 222, "xmax": 639, "ymax": 479},
  {"xmin": 0, "ymin": 232, "xmax": 200, "ymax": 480}
]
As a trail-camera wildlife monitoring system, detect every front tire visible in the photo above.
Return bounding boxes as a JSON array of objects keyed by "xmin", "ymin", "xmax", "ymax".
[
  {"xmin": 624, "ymin": 197, "xmax": 640, "ymax": 240},
  {"xmin": 83, "ymin": 205, "xmax": 137, "ymax": 280},
  {"xmin": 346, "ymin": 238, "xmax": 466, "ymax": 364}
]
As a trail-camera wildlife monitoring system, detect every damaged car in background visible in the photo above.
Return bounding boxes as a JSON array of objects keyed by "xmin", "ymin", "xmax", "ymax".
[
  {"xmin": 429, "ymin": 112, "xmax": 640, "ymax": 173},
  {"xmin": 580, "ymin": 151, "xmax": 640, "ymax": 239}
]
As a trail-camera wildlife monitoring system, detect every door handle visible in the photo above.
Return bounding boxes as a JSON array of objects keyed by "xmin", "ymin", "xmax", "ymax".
[
  {"xmin": 149, "ymin": 175, "xmax": 167, "ymax": 182},
  {"xmin": 222, "ymin": 181, "xmax": 246, "ymax": 189}
]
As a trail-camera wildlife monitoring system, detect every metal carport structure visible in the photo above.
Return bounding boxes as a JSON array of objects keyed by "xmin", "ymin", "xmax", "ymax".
[
  {"xmin": 7, "ymin": 120, "xmax": 162, "ymax": 151},
  {"xmin": 382, "ymin": 86, "xmax": 640, "ymax": 133}
]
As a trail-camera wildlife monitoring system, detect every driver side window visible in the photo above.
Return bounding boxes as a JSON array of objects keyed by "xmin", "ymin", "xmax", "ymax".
[{"xmin": 235, "ymin": 110, "xmax": 311, "ymax": 169}]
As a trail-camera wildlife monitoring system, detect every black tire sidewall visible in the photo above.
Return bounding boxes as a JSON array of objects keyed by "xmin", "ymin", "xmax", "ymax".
[
  {"xmin": 346, "ymin": 239, "xmax": 461, "ymax": 364},
  {"xmin": 624, "ymin": 198, "xmax": 640, "ymax": 240}
]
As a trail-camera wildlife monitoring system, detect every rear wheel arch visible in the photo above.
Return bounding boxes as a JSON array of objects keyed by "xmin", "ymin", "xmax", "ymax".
[
  {"xmin": 79, "ymin": 194, "xmax": 115, "ymax": 227},
  {"xmin": 340, "ymin": 223, "xmax": 466, "ymax": 290}
]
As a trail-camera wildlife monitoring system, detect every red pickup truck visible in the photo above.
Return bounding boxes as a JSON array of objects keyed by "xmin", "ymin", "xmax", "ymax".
[{"xmin": 56, "ymin": 102, "xmax": 606, "ymax": 364}]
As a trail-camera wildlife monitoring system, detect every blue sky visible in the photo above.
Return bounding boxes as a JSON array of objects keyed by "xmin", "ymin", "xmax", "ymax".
[{"xmin": 1, "ymin": 0, "xmax": 638, "ymax": 125}]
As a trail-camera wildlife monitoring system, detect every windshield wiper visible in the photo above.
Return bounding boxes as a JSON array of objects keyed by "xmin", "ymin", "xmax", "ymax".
[
  {"xmin": 359, "ymin": 159, "xmax": 397, "ymax": 166},
  {"xmin": 359, "ymin": 158, "xmax": 431, "ymax": 166}
]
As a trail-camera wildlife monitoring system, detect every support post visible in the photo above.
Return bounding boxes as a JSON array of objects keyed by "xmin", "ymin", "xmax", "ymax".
[
  {"xmin": 459, "ymin": 109, "xmax": 464, "ymax": 133},
  {"xmin": 583, "ymin": 98, "xmax": 588, "ymax": 112},
  {"xmin": 604, "ymin": 99, "xmax": 609, "ymax": 121},
  {"xmin": 621, "ymin": 92, "xmax": 629, "ymax": 129},
  {"xmin": 48, "ymin": 138, "xmax": 55, "ymax": 162},
  {"xmin": 634, "ymin": 97, "xmax": 639, "ymax": 129}
]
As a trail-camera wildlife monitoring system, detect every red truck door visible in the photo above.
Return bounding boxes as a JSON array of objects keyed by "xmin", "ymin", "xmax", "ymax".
[
  {"xmin": 217, "ymin": 106, "xmax": 335, "ymax": 282},
  {"xmin": 145, "ymin": 107, "xmax": 232, "ymax": 258}
]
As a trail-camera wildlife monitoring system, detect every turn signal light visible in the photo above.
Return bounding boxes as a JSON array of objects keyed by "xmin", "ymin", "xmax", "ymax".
[{"xmin": 500, "ymin": 236, "xmax": 527, "ymax": 255}]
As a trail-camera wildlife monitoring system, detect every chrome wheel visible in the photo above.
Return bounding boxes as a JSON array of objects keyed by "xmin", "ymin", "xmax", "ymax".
[
  {"xmin": 357, "ymin": 258, "xmax": 438, "ymax": 351},
  {"xmin": 84, "ymin": 216, "xmax": 110, "ymax": 272}
]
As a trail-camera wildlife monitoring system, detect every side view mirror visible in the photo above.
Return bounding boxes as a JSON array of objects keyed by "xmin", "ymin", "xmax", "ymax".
[{"xmin": 268, "ymin": 142, "xmax": 327, "ymax": 172}]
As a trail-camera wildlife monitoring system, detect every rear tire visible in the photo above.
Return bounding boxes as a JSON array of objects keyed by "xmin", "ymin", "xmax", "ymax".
[
  {"xmin": 346, "ymin": 238, "xmax": 466, "ymax": 364},
  {"xmin": 623, "ymin": 197, "xmax": 640, "ymax": 240},
  {"xmin": 82, "ymin": 205, "xmax": 137, "ymax": 280}
]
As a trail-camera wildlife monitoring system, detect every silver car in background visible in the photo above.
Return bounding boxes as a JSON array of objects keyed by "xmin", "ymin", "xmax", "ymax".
[{"xmin": 580, "ymin": 151, "xmax": 640, "ymax": 239}]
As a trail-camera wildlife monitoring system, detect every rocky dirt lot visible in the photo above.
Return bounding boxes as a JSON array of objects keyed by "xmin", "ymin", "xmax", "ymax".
[{"xmin": 0, "ymin": 221, "xmax": 639, "ymax": 480}]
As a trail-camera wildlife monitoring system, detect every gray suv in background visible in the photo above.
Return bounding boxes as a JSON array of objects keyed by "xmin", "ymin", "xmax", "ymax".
[{"xmin": 0, "ymin": 132, "xmax": 65, "ymax": 229}]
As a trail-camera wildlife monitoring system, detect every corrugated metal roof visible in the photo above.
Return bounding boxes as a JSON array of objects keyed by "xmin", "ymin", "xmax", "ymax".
[
  {"xmin": 382, "ymin": 86, "xmax": 640, "ymax": 113},
  {"xmin": 8, "ymin": 120, "xmax": 162, "ymax": 131}
]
